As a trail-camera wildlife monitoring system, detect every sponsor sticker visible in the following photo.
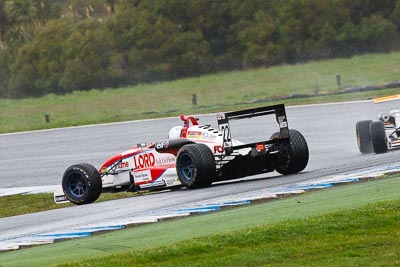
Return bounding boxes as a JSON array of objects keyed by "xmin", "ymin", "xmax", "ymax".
[
  {"xmin": 54, "ymin": 194, "xmax": 68, "ymax": 203},
  {"xmin": 156, "ymin": 155, "xmax": 176, "ymax": 167},
  {"xmin": 201, "ymin": 132, "xmax": 217, "ymax": 139},
  {"xmin": 278, "ymin": 116, "xmax": 287, "ymax": 128},
  {"xmin": 134, "ymin": 153, "xmax": 155, "ymax": 169},
  {"xmin": 279, "ymin": 121, "xmax": 288, "ymax": 128},
  {"xmin": 165, "ymin": 179, "xmax": 176, "ymax": 186},
  {"xmin": 134, "ymin": 169, "xmax": 152, "ymax": 182},
  {"xmin": 214, "ymin": 145, "xmax": 224, "ymax": 153},
  {"xmin": 187, "ymin": 131, "xmax": 202, "ymax": 139},
  {"xmin": 224, "ymin": 142, "xmax": 231, "ymax": 147},
  {"xmin": 101, "ymin": 175, "xmax": 114, "ymax": 186},
  {"xmin": 139, "ymin": 180, "xmax": 166, "ymax": 189},
  {"xmin": 53, "ymin": 187, "xmax": 70, "ymax": 204},
  {"xmin": 117, "ymin": 161, "xmax": 129, "ymax": 169},
  {"xmin": 155, "ymin": 141, "xmax": 169, "ymax": 150}
]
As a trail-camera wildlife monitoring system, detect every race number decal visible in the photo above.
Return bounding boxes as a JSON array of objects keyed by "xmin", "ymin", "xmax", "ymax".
[{"xmin": 219, "ymin": 123, "xmax": 232, "ymax": 148}]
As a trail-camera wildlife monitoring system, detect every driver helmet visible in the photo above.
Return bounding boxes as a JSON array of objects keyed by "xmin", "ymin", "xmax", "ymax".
[{"xmin": 168, "ymin": 126, "xmax": 183, "ymax": 139}]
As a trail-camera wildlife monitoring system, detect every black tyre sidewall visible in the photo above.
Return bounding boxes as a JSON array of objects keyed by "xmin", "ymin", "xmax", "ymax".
[
  {"xmin": 356, "ymin": 120, "xmax": 373, "ymax": 154},
  {"xmin": 370, "ymin": 121, "xmax": 388, "ymax": 154},
  {"xmin": 62, "ymin": 163, "xmax": 102, "ymax": 205},
  {"xmin": 274, "ymin": 129, "xmax": 309, "ymax": 175},
  {"xmin": 176, "ymin": 144, "xmax": 215, "ymax": 188}
]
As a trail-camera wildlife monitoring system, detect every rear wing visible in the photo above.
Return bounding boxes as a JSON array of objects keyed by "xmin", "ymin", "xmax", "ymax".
[{"xmin": 217, "ymin": 104, "xmax": 290, "ymax": 154}]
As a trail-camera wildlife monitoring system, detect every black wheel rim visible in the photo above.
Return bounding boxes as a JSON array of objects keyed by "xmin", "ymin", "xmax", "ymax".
[
  {"xmin": 67, "ymin": 171, "xmax": 87, "ymax": 198},
  {"xmin": 179, "ymin": 154, "xmax": 195, "ymax": 181}
]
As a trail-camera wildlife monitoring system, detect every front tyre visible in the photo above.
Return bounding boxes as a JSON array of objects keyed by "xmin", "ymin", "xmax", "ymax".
[
  {"xmin": 274, "ymin": 129, "xmax": 309, "ymax": 175},
  {"xmin": 356, "ymin": 120, "xmax": 373, "ymax": 154},
  {"xmin": 176, "ymin": 144, "xmax": 216, "ymax": 189},
  {"xmin": 62, "ymin": 163, "xmax": 102, "ymax": 205},
  {"xmin": 370, "ymin": 121, "xmax": 388, "ymax": 154}
]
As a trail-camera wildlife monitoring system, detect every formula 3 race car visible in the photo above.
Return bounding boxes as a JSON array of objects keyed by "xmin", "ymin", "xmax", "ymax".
[
  {"xmin": 356, "ymin": 94, "xmax": 400, "ymax": 154},
  {"xmin": 55, "ymin": 104, "xmax": 309, "ymax": 205}
]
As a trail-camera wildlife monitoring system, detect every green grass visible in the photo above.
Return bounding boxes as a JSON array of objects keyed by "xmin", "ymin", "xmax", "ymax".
[
  {"xmin": 1, "ymin": 175, "xmax": 399, "ymax": 267},
  {"xmin": 59, "ymin": 200, "xmax": 399, "ymax": 267},
  {"xmin": 0, "ymin": 192, "xmax": 141, "ymax": 218},
  {"xmin": 1, "ymin": 52, "xmax": 400, "ymax": 133}
]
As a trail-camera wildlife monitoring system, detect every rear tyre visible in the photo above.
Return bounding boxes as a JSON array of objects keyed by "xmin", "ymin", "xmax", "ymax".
[
  {"xmin": 176, "ymin": 144, "xmax": 216, "ymax": 188},
  {"xmin": 62, "ymin": 163, "xmax": 102, "ymax": 205},
  {"xmin": 274, "ymin": 129, "xmax": 309, "ymax": 175},
  {"xmin": 356, "ymin": 120, "xmax": 373, "ymax": 154},
  {"xmin": 370, "ymin": 121, "xmax": 388, "ymax": 154}
]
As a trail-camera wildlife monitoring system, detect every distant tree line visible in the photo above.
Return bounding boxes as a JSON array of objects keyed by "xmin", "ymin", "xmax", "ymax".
[{"xmin": 1, "ymin": 0, "xmax": 400, "ymax": 98}]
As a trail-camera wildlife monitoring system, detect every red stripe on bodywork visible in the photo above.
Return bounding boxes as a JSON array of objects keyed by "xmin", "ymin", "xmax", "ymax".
[
  {"xmin": 99, "ymin": 154, "xmax": 122, "ymax": 171},
  {"xmin": 134, "ymin": 167, "xmax": 170, "ymax": 185},
  {"xmin": 99, "ymin": 147, "xmax": 152, "ymax": 171}
]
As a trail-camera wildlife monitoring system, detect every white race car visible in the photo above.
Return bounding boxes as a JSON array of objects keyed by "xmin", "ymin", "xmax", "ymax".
[
  {"xmin": 56, "ymin": 104, "xmax": 309, "ymax": 205},
  {"xmin": 356, "ymin": 94, "xmax": 400, "ymax": 154}
]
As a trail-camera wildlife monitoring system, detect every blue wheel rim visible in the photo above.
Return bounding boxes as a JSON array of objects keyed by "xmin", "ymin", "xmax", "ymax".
[
  {"xmin": 179, "ymin": 154, "xmax": 195, "ymax": 181},
  {"xmin": 67, "ymin": 171, "xmax": 87, "ymax": 198}
]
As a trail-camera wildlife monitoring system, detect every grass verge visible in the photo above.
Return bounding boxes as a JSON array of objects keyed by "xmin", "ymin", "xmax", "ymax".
[
  {"xmin": 1, "ymin": 52, "xmax": 400, "ymax": 133},
  {"xmin": 0, "ymin": 191, "xmax": 143, "ymax": 218},
  {"xmin": 1, "ymin": 174, "xmax": 399, "ymax": 266},
  {"xmin": 59, "ymin": 200, "xmax": 399, "ymax": 267}
]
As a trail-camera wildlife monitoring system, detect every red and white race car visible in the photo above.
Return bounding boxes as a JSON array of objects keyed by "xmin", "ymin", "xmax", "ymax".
[{"xmin": 56, "ymin": 104, "xmax": 309, "ymax": 205}]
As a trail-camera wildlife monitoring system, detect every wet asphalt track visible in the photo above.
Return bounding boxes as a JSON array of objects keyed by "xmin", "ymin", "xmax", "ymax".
[{"xmin": 1, "ymin": 100, "xmax": 400, "ymax": 242}]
